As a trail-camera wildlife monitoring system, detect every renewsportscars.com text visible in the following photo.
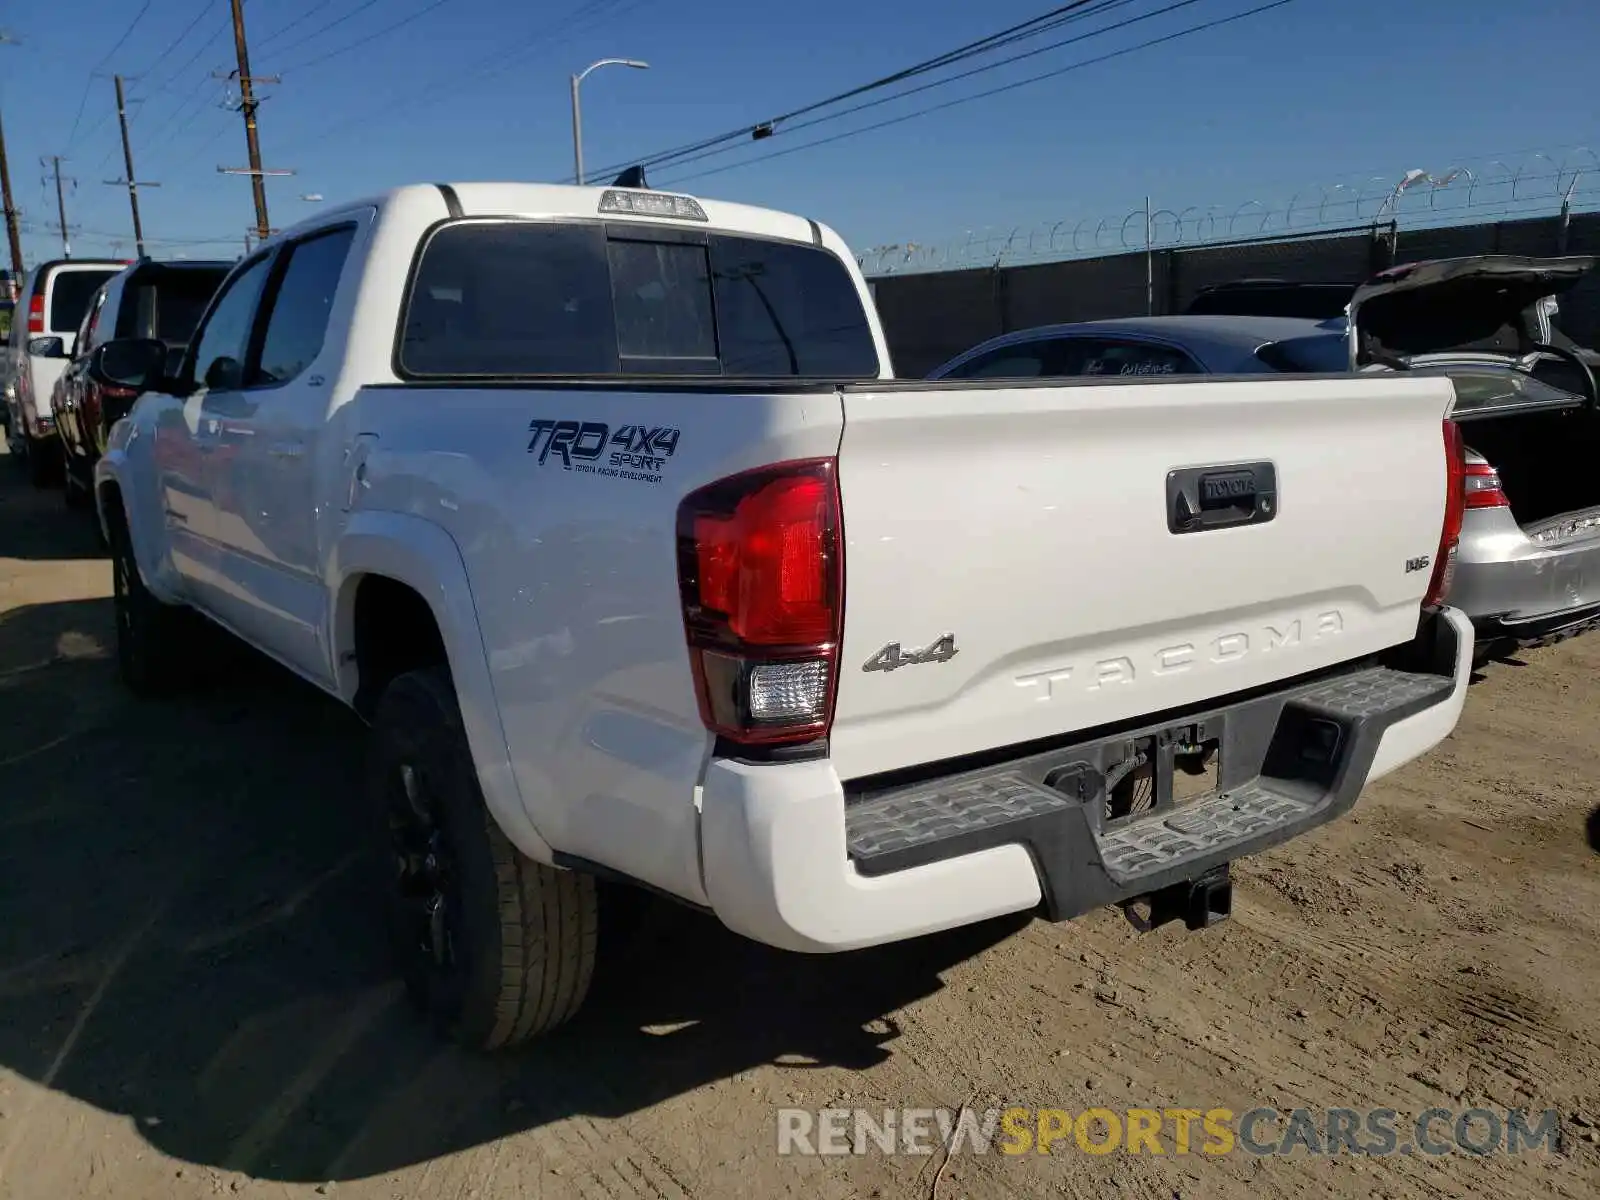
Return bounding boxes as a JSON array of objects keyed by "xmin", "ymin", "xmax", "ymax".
[{"xmin": 776, "ymin": 1106, "xmax": 1562, "ymax": 1157}]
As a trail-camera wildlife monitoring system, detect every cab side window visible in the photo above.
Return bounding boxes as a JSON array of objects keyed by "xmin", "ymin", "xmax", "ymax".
[
  {"xmin": 188, "ymin": 255, "xmax": 274, "ymax": 391},
  {"xmin": 251, "ymin": 226, "xmax": 357, "ymax": 386}
]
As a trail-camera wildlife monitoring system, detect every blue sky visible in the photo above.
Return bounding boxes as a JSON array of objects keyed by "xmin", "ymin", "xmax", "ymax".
[{"xmin": 0, "ymin": 0, "xmax": 1595, "ymax": 265}]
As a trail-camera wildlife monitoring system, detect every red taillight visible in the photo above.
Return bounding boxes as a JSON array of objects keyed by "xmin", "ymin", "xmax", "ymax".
[
  {"xmin": 26, "ymin": 293, "xmax": 43, "ymax": 335},
  {"xmin": 1424, "ymin": 420, "xmax": 1466, "ymax": 608},
  {"xmin": 678, "ymin": 458, "xmax": 842, "ymax": 746},
  {"xmin": 1463, "ymin": 459, "xmax": 1509, "ymax": 510}
]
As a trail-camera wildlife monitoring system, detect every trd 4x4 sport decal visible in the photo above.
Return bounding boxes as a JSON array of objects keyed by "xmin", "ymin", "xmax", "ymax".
[{"xmin": 527, "ymin": 420, "xmax": 681, "ymax": 483}]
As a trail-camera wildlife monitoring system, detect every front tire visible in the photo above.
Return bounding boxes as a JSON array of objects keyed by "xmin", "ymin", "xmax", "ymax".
[
  {"xmin": 369, "ymin": 667, "xmax": 598, "ymax": 1050},
  {"xmin": 109, "ymin": 511, "xmax": 196, "ymax": 695}
]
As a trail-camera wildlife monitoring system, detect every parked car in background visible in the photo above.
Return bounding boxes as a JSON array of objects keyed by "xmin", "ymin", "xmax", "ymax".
[
  {"xmin": 4, "ymin": 257, "xmax": 127, "ymax": 484},
  {"xmin": 50, "ymin": 258, "xmax": 231, "ymax": 508},
  {"xmin": 931, "ymin": 255, "xmax": 1600, "ymax": 652}
]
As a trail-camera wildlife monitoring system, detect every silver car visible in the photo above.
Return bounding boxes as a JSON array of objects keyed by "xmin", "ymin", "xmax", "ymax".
[{"xmin": 929, "ymin": 255, "xmax": 1600, "ymax": 652}]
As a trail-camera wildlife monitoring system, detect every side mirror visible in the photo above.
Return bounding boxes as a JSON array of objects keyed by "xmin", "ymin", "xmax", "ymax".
[
  {"xmin": 203, "ymin": 355, "xmax": 243, "ymax": 391},
  {"xmin": 27, "ymin": 335, "xmax": 65, "ymax": 359},
  {"xmin": 89, "ymin": 338, "xmax": 168, "ymax": 394}
]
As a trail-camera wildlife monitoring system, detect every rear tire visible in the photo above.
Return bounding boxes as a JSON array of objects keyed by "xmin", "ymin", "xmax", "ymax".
[
  {"xmin": 109, "ymin": 510, "xmax": 197, "ymax": 695},
  {"xmin": 369, "ymin": 667, "xmax": 598, "ymax": 1050}
]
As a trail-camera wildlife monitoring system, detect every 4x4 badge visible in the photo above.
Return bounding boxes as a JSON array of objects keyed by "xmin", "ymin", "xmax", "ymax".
[{"xmin": 863, "ymin": 634, "xmax": 959, "ymax": 673}]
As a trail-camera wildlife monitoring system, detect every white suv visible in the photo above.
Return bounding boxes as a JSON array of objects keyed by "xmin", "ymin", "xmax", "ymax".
[{"xmin": 5, "ymin": 257, "xmax": 127, "ymax": 485}]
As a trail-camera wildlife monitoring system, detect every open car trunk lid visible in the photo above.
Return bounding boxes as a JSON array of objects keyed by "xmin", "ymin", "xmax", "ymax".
[
  {"xmin": 1351, "ymin": 255, "xmax": 1595, "ymax": 363},
  {"xmin": 826, "ymin": 373, "xmax": 1457, "ymax": 782},
  {"xmin": 1350, "ymin": 255, "xmax": 1598, "ymax": 423}
]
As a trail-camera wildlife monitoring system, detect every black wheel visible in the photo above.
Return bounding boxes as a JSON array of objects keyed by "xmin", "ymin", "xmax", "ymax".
[
  {"xmin": 370, "ymin": 667, "xmax": 598, "ymax": 1050},
  {"xmin": 109, "ymin": 511, "xmax": 195, "ymax": 695}
]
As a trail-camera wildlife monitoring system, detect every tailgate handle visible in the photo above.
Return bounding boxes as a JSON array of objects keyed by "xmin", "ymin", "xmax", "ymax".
[{"xmin": 1167, "ymin": 461, "xmax": 1277, "ymax": 534}]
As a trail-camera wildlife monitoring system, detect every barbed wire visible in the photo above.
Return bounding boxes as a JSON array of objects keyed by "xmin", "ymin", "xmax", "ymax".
[{"xmin": 856, "ymin": 147, "xmax": 1600, "ymax": 276}]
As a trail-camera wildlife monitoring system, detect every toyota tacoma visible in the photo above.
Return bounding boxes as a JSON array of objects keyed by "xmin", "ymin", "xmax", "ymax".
[{"xmin": 87, "ymin": 181, "xmax": 1473, "ymax": 1049}]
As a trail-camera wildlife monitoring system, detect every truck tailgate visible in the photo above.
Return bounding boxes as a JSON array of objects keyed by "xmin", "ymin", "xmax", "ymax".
[{"xmin": 829, "ymin": 373, "xmax": 1457, "ymax": 781}]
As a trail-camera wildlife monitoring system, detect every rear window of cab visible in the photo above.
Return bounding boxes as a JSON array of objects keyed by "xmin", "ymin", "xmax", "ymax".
[{"xmin": 397, "ymin": 220, "xmax": 880, "ymax": 381}]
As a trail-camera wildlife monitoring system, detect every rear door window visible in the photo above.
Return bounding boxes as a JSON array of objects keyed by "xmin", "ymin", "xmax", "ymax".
[
  {"xmin": 47, "ymin": 268, "xmax": 120, "ymax": 334},
  {"xmin": 398, "ymin": 220, "xmax": 879, "ymax": 379},
  {"xmin": 403, "ymin": 222, "xmax": 619, "ymax": 377},
  {"xmin": 251, "ymin": 226, "xmax": 357, "ymax": 386}
]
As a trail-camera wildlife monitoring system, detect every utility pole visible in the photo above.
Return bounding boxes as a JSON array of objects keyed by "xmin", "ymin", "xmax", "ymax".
[
  {"xmin": 222, "ymin": 0, "xmax": 278, "ymax": 242},
  {"xmin": 0, "ymin": 31, "xmax": 23, "ymax": 286},
  {"xmin": 46, "ymin": 156, "xmax": 73, "ymax": 258},
  {"xmin": 0, "ymin": 107, "xmax": 24, "ymax": 286},
  {"xmin": 105, "ymin": 74, "xmax": 160, "ymax": 258}
]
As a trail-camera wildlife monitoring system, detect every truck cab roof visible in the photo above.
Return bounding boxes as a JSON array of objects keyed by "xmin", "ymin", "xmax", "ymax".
[{"xmin": 268, "ymin": 183, "xmax": 832, "ymax": 255}]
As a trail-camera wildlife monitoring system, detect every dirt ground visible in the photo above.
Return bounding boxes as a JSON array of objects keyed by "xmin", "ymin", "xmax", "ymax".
[{"xmin": 1, "ymin": 450, "xmax": 1598, "ymax": 1200}]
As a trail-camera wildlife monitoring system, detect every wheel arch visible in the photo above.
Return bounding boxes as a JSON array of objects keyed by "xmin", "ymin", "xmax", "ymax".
[
  {"xmin": 329, "ymin": 510, "xmax": 554, "ymax": 864},
  {"xmin": 94, "ymin": 452, "xmax": 176, "ymax": 600}
]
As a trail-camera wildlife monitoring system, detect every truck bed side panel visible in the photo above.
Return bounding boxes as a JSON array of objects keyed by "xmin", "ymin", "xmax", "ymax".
[{"xmin": 351, "ymin": 383, "xmax": 844, "ymax": 904}]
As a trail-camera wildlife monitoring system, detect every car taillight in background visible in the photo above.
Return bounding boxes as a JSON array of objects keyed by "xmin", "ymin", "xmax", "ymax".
[
  {"xmin": 27, "ymin": 293, "xmax": 43, "ymax": 335},
  {"xmin": 1423, "ymin": 420, "xmax": 1467, "ymax": 608},
  {"xmin": 677, "ymin": 458, "xmax": 843, "ymax": 747},
  {"xmin": 1463, "ymin": 454, "xmax": 1509, "ymax": 510}
]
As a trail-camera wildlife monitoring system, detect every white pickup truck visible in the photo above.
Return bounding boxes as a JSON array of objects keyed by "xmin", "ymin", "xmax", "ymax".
[{"xmin": 89, "ymin": 182, "xmax": 1473, "ymax": 1050}]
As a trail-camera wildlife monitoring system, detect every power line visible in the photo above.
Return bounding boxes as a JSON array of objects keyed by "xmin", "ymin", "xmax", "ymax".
[
  {"xmin": 600, "ymin": 0, "xmax": 1172, "ymax": 183},
  {"xmin": 257, "ymin": 0, "xmax": 342, "ymax": 48},
  {"xmin": 143, "ymin": 16, "xmax": 232, "ymax": 96},
  {"xmin": 647, "ymin": 0, "xmax": 1210, "ymax": 180},
  {"xmin": 264, "ymin": 0, "xmax": 385, "ymax": 61},
  {"xmin": 277, "ymin": 0, "xmax": 454, "ymax": 73},
  {"xmin": 661, "ymin": 0, "xmax": 1303, "ymax": 187},
  {"xmin": 63, "ymin": 0, "xmax": 155, "ymax": 152},
  {"xmin": 132, "ymin": 0, "xmax": 215, "ymax": 81},
  {"xmin": 136, "ymin": 14, "xmax": 246, "ymax": 163},
  {"xmin": 140, "ymin": 79, "xmax": 228, "ymax": 162},
  {"xmin": 294, "ymin": 0, "xmax": 640, "ymax": 151},
  {"xmin": 583, "ymin": 0, "xmax": 1122, "ymax": 183}
]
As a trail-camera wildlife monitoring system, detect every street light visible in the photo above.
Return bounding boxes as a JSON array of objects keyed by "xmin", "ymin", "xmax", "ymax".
[{"xmin": 570, "ymin": 57, "xmax": 649, "ymax": 186}]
